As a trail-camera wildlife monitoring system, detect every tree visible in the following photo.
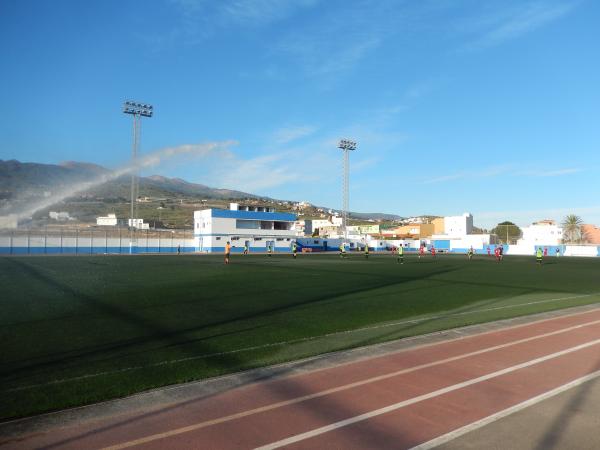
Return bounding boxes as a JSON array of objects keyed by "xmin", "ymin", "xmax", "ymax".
[
  {"xmin": 491, "ymin": 221, "xmax": 521, "ymax": 244},
  {"xmin": 562, "ymin": 214, "xmax": 583, "ymax": 243}
]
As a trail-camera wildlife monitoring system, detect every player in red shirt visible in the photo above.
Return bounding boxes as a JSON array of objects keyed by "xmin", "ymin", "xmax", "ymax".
[
  {"xmin": 431, "ymin": 246, "xmax": 436, "ymax": 258},
  {"xmin": 419, "ymin": 245, "xmax": 425, "ymax": 259},
  {"xmin": 543, "ymin": 247, "xmax": 548, "ymax": 257}
]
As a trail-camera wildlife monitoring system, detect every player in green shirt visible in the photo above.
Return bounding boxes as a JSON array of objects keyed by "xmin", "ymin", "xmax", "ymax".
[
  {"xmin": 267, "ymin": 244, "xmax": 272, "ymax": 257},
  {"xmin": 397, "ymin": 245, "xmax": 404, "ymax": 264},
  {"xmin": 364, "ymin": 244, "xmax": 369, "ymax": 259},
  {"xmin": 292, "ymin": 242, "xmax": 298, "ymax": 259},
  {"xmin": 339, "ymin": 242, "xmax": 346, "ymax": 258},
  {"xmin": 536, "ymin": 247, "xmax": 543, "ymax": 265}
]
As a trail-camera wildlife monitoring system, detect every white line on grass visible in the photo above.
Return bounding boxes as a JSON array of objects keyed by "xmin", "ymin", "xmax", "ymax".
[
  {"xmin": 254, "ymin": 338, "xmax": 600, "ymax": 450},
  {"xmin": 5, "ymin": 292, "xmax": 600, "ymax": 392}
]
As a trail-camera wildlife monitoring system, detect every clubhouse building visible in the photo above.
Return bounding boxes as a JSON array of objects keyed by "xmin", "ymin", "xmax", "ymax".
[{"xmin": 193, "ymin": 203, "xmax": 297, "ymax": 253}]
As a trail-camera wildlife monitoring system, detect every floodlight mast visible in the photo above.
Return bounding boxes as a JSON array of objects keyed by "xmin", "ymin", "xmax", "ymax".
[
  {"xmin": 338, "ymin": 139, "xmax": 357, "ymax": 242},
  {"xmin": 122, "ymin": 101, "xmax": 153, "ymax": 253}
]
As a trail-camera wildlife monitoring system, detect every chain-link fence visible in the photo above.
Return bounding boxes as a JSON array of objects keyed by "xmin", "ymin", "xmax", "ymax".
[{"xmin": 0, "ymin": 227, "xmax": 196, "ymax": 255}]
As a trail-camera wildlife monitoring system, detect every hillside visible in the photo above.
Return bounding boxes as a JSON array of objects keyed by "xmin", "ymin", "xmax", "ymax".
[{"xmin": 0, "ymin": 159, "xmax": 402, "ymax": 228}]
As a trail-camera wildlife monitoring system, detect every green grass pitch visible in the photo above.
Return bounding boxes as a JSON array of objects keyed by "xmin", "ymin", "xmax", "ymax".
[{"xmin": 1, "ymin": 252, "xmax": 600, "ymax": 420}]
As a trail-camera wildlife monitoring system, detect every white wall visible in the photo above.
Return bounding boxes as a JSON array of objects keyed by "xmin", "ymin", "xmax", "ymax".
[
  {"xmin": 519, "ymin": 224, "xmax": 563, "ymax": 245},
  {"xmin": 444, "ymin": 213, "xmax": 473, "ymax": 237}
]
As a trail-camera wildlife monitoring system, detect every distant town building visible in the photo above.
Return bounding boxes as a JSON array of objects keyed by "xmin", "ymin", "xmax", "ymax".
[
  {"xmin": 518, "ymin": 220, "xmax": 563, "ymax": 246},
  {"xmin": 49, "ymin": 211, "xmax": 73, "ymax": 221},
  {"xmin": 444, "ymin": 213, "xmax": 473, "ymax": 237},
  {"xmin": 96, "ymin": 214, "xmax": 119, "ymax": 226},
  {"xmin": 304, "ymin": 216, "xmax": 343, "ymax": 236},
  {"xmin": 582, "ymin": 224, "xmax": 600, "ymax": 244},
  {"xmin": 0, "ymin": 214, "xmax": 18, "ymax": 229},
  {"xmin": 128, "ymin": 218, "xmax": 149, "ymax": 230}
]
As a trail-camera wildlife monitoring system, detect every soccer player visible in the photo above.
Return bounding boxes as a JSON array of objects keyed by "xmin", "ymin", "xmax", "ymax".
[
  {"xmin": 397, "ymin": 245, "xmax": 404, "ymax": 264},
  {"xmin": 543, "ymin": 247, "xmax": 548, "ymax": 257},
  {"xmin": 536, "ymin": 247, "xmax": 543, "ymax": 265},
  {"xmin": 499, "ymin": 245, "xmax": 504, "ymax": 261},
  {"xmin": 494, "ymin": 246, "xmax": 500, "ymax": 262},
  {"xmin": 556, "ymin": 247, "xmax": 560, "ymax": 257},
  {"xmin": 364, "ymin": 244, "xmax": 369, "ymax": 259},
  {"xmin": 225, "ymin": 241, "xmax": 231, "ymax": 265},
  {"xmin": 431, "ymin": 246, "xmax": 436, "ymax": 258},
  {"xmin": 339, "ymin": 242, "xmax": 346, "ymax": 258},
  {"xmin": 487, "ymin": 246, "xmax": 491, "ymax": 256},
  {"xmin": 292, "ymin": 242, "xmax": 298, "ymax": 259},
  {"xmin": 243, "ymin": 243, "xmax": 249, "ymax": 255},
  {"xmin": 468, "ymin": 246, "xmax": 474, "ymax": 261},
  {"xmin": 267, "ymin": 244, "xmax": 272, "ymax": 257}
]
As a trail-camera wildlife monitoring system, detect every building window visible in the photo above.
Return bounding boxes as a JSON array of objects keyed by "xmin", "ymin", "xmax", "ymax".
[
  {"xmin": 231, "ymin": 237, "xmax": 239, "ymax": 241},
  {"xmin": 255, "ymin": 237, "xmax": 262, "ymax": 241},
  {"xmin": 276, "ymin": 238, "xmax": 284, "ymax": 241},
  {"xmin": 236, "ymin": 220, "xmax": 259, "ymax": 229},
  {"xmin": 274, "ymin": 221, "xmax": 290, "ymax": 230},
  {"xmin": 216, "ymin": 237, "xmax": 221, "ymax": 240}
]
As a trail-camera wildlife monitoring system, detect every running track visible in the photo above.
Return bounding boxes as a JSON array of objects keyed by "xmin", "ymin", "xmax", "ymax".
[{"xmin": 4, "ymin": 306, "xmax": 600, "ymax": 449}]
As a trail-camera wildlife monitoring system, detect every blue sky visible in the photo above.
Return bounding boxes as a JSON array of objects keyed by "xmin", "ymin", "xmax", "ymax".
[{"xmin": 1, "ymin": 0, "xmax": 599, "ymax": 228}]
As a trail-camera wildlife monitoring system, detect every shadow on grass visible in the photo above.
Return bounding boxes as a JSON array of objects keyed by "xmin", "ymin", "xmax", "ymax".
[{"xmin": 0, "ymin": 259, "xmax": 458, "ymax": 384}]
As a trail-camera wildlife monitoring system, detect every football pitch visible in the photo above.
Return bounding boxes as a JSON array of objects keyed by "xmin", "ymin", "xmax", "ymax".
[{"xmin": 2, "ymin": 252, "xmax": 600, "ymax": 420}]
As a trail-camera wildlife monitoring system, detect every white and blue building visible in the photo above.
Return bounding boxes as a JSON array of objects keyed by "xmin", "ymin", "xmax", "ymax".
[{"xmin": 194, "ymin": 203, "xmax": 297, "ymax": 253}]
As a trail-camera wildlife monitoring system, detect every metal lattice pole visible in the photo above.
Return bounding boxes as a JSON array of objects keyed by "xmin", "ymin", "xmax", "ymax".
[
  {"xmin": 123, "ymin": 101, "xmax": 153, "ymax": 253},
  {"xmin": 338, "ymin": 139, "xmax": 357, "ymax": 241}
]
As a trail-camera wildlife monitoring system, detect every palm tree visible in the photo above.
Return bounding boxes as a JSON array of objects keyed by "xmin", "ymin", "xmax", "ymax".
[{"xmin": 562, "ymin": 214, "xmax": 583, "ymax": 243}]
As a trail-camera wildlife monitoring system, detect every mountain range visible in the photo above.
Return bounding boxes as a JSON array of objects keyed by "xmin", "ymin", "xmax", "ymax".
[{"xmin": 0, "ymin": 159, "xmax": 403, "ymax": 222}]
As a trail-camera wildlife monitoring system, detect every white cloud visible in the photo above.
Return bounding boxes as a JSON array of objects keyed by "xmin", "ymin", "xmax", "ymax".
[
  {"xmin": 272, "ymin": 125, "xmax": 317, "ymax": 145},
  {"xmin": 170, "ymin": 0, "xmax": 319, "ymax": 29},
  {"xmin": 203, "ymin": 152, "xmax": 301, "ymax": 192},
  {"xmin": 459, "ymin": 1, "xmax": 579, "ymax": 51},
  {"xmin": 422, "ymin": 164, "xmax": 584, "ymax": 184}
]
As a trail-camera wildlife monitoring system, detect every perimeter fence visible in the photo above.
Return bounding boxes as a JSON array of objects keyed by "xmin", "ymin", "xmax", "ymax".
[{"xmin": 0, "ymin": 227, "xmax": 196, "ymax": 255}]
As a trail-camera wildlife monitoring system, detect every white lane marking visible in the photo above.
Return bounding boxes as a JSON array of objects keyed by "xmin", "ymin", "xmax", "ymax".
[
  {"xmin": 410, "ymin": 369, "xmax": 600, "ymax": 450},
  {"xmin": 254, "ymin": 338, "xmax": 600, "ymax": 450},
  {"xmin": 100, "ymin": 319, "xmax": 600, "ymax": 450},
  {"xmin": 7, "ymin": 293, "xmax": 600, "ymax": 392}
]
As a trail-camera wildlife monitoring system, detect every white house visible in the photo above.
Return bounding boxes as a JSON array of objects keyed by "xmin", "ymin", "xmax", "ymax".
[
  {"xmin": 49, "ymin": 211, "xmax": 73, "ymax": 221},
  {"xmin": 128, "ymin": 218, "xmax": 149, "ymax": 230},
  {"xmin": 444, "ymin": 213, "xmax": 473, "ymax": 237},
  {"xmin": 304, "ymin": 216, "xmax": 342, "ymax": 236},
  {"xmin": 194, "ymin": 203, "xmax": 297, "ymax": 252},
  {"xmin": 0, "ymin": 214, "xmax": 18, "ymax": 229},
  {"xmin": 519, "ymin": 220, "xmax": 563, "ymax": 246},
  {"xmin": 430, "ymin": 213, "xmax": 492, "ymax": 251},
  {"xmin": 96, "ymin": 213, "xmax": 118, "ymax": 226}
]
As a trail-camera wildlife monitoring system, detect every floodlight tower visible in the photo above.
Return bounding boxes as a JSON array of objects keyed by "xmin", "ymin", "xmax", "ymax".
[
  {"xmin": 338, "ymin": 139, "xmax": 357, "ymax": 241},
  {"xmin": 122, "ymin": 101, "xmax": 153, "ymax": 251}
]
